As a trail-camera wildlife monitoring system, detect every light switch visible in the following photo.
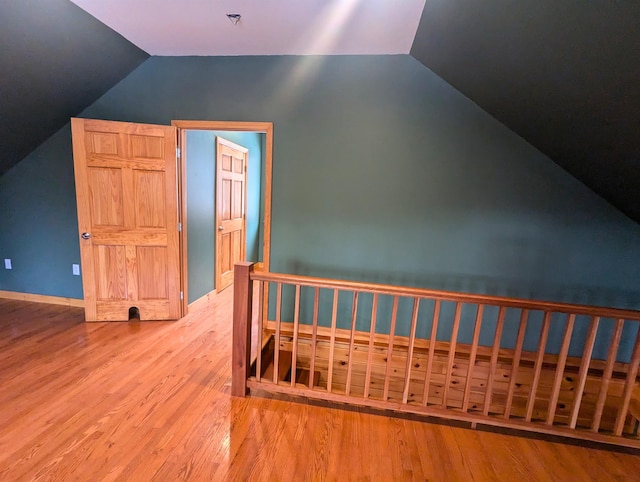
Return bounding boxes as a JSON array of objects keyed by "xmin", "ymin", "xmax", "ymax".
[
  {"xmin": 4, "ymin": 259, "xmax": 11, "ymax": 270},
  {"xmin": 72, "ymin": 264, "xmax": 80, "ymax": 276}
]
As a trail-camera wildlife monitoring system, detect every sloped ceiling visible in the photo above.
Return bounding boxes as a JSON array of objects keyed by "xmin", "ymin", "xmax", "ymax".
[
  {"xmin": 411, "ymin": 1, "xmax": 640, "ymax": 223},
  {"xmin": 0, "ymin": 0, "xmax": 148, "ymax": 175},
  {"xmin": 2, "ymin": 1, "xmax": 638, "ymax": 226}
]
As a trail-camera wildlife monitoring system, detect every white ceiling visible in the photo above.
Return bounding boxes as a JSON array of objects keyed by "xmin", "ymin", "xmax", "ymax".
[{"xmin": 70, "ymin": 0, "xmax": 426, "ymax": 56}]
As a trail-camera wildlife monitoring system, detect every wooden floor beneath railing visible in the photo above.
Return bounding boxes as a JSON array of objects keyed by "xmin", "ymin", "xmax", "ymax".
[{"xmin": 1, "ymin": 293, "xmax": 639, "ymax": 481}]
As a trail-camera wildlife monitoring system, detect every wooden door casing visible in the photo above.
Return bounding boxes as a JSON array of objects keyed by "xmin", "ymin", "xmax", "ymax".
[
  {"xmin": 71, "ymin": 118, "xmax": 180, "ymax": 321},
  {"xmin": 215, "ymin": 137, "xmax": 247, "ymax": 292}
]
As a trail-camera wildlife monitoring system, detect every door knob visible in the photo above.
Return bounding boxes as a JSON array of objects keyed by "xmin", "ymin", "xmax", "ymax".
[
  {"xmin": 81, "ymin": 232, "xmax": 91, "ymax": 240},
  {"xmin": 218, "ymin": 226, "xmax": 224, "ymax": 231}
]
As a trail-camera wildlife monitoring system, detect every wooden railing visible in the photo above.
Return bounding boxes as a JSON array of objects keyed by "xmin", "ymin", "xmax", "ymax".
[{"xmin": 232, "ymin": 262, "xmax": 640, "ymax": 448}]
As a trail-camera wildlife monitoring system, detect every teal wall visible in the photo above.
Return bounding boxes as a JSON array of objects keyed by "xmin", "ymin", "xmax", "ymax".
[
  {"xmin": 185, "ymin": 130, "xmax": 215, "ymax": 302},
  {"xmin": 0, "ymin": 126, "xmax": 82, "ymax": 297},
  {"xmin": 1, "ymin": 55, "xmax": 639, "ymax": 358},
  {"xmin": 186, "ymin": 130, "xmax": 263, "ymax": 303}
]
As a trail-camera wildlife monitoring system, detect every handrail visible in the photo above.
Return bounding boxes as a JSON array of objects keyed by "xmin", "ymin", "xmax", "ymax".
[
  {"xmin": 235, "ymin": 263, "xmax": 640, "ymax": 448},
  {"xmin": 251, "ymin": 271, "xmax": 640, "ymax": 321}
]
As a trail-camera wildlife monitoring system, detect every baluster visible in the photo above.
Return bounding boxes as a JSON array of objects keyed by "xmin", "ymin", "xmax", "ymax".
[
  {"xmin": 308, "ymin": 287, "xmax": 320, "ymax": 389},
  {"xmin": 402, "ymin": 298, "xmax": 421, "ymax": 404},
  {"xmin": 592, "ymin": 318, "xmax": 624, "ymax": 432},
  {"xmin": 327, "ymin": 289, "xmax": 339, "ymax": 393},
  {"xmin": 547, "ymin": 314, "xmax": 576, "ymax": 425},
  {"xmin": 256, "ymin": 280, "xmax": 264, "ymax": 382},
  {"xmin": 504, "ymin": 309, "xmax": 528, "ymax": 420},
  {"xmin": 345, "ymin": 292, "xmax": 359, "ymax": 396},
  {"xmin": 364, "ymin": 294, "xmax": 379, "ymax": 399},
  {"xmin": 290, "ymin": 284, "xmax": 301, "ymax": 387},
  {"xmin": 462, "ymin": 305, "xmax": 484, "ymax": 413},
  {"xmin": 423, "ymin": 300, "xmax": 441, "ymax": 406},
  {"xmin": 442, "ymin": 303, "xmax": 462, "ymax": 409},
  {"xmin": 383, "ymin": 296, "xmax": 399, "ymax": 401},
  {"xmin": 273, "ymin": 283, "xmax": 283, "ymax": 384},
  {"xmin": 569, "ymin": 316, "xmax": 600, "ymax": 429},
  {"xmin": 483, "ymin": 307, "xmax": 505, "ymax": 416},
  {"xmin": 614, "ymin": 323, "xmax": 640, "ymax": 435},
  {"xmin": 526, "ymin": 311, "xmax": 551, "ymax": 422}
]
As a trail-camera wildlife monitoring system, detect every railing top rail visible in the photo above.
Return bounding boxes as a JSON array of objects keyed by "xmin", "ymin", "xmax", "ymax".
[{"xmin": 250, "ymin": 270, "xmax": 640, "ymax": 321}]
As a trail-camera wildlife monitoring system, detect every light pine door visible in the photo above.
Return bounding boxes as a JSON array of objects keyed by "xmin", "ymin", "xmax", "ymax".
[
  {"xmin": 71, "ymin": 118, "xmax": 181, "ymax": 321},
  {"xmin": 216, "ymin": 137, "xmax": 247, "ymax": 292}
]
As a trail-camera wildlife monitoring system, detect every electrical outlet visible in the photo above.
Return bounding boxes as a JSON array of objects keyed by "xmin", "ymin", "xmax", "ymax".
[
  {"xmin": 72, "ymin": 264, "xmax": 80, "ymax": 276},
  {"xmin": 4, "ymin": 259, "xmax": 11, "ymax": 270}
]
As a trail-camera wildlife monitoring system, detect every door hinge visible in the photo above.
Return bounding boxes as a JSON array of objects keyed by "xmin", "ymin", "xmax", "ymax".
[
  {"xmin": 178, "ymin": 222, "xmax": 182, "ymax": 232},
  {"xmin": 180, "ymin": 291, "xmax": 184, "ymax": 300},
  {"xmin": 176, "ymin": 147, "xmax": 181, "ymax": 158}
]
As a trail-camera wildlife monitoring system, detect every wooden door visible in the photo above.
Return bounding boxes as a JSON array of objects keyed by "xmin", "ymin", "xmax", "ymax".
[
  {"xmin": 71, "ymin": 118, "xmax": 181, "ymax": 321},
  {"xmin": 216, "ymin": 137, "xmax": 247, "ymax": 292}
]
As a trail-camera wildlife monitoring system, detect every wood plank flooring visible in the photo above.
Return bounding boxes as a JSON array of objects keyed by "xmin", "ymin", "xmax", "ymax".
[{"xmin": 0, "ymin": 292, "xmax": 639, "ymax": 481}]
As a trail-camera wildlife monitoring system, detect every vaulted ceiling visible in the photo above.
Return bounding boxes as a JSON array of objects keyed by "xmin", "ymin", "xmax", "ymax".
[
  {"xmin": 0, "ymin": 0, "xmax": 148, "ymax": 175},
  {"xmin": 411, "ymin": 1, "xmax": 640, "ymax": 224},
  {"xmin": 1, "ymin": 1, "xmax": 638, "ymax": 223}
]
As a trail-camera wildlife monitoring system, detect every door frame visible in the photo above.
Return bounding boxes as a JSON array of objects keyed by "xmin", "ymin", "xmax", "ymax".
[{"xmin": 171, "ymin": 120, "xmax": 273, "ymax": 316}]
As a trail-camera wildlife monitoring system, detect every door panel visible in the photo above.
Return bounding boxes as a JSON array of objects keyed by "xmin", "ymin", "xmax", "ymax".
[
  {"xmin": 71, "ymin": 118, "xmax": 180, "ymax": 321},
  {"xmin": 95, "ymin": 245, "xmax": 127, "ymax": 300},
  {"xmin": 89, "ymin": 168, "xmax": 125, "ymax": 226},
  {"xmin": 135, "ymin": 170, "xmax": 166, "ymax": 227},
  {"xmin": 216, "ymin": 137, "xmax": 247, "ymax": 292},
  {"xmin": 137, "ymin": 246, "xmax": 169, "ymax": 299}
]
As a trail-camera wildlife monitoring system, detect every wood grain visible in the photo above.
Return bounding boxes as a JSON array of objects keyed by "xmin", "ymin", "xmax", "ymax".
[
  {"xmin": 423, "ymin": 299, "xmax": 441, "ymax": 406},
  {"xmin": 1, "ymin": 296, "xmax": 639, "ymax": 480},
  {"xmin": 364, "ymin": 293, "xmax": 378, "ymax": 399},
  {"xmin": 290, "ymin": 284, "xmax": 301, "ymax": 387},
  {"xmin": 187, "ymin": 288, "xmax": 217, "ymax": 312},
  {"xmin": 232, "ymin": 262, "xmax": 253, "ymax": 396},
  {"xmin": 403, "ymin": 298, "xmax": 420, "ymax": 404},
  {"xmin": 442, "ymin": 302, "xmax": 462, "ymax": 408},
  {"xmin": 547, "ymin": 314, "xmax": 576, "ymax": 425},
  {"xmin": 0, "ymin": 290, "xmax": 83, "ymax": 308},
  {"xmin": 216, "ymin": 136, "xmax": 247, "ymax": 293},
  {"xmin": 463, "ymin": 304, "xmax": 484, "ymax": 412},
  {"xmin": 383, "ymin": 296, "xmax": 399, "ymax": 401},
  {"xmin": 308, "ymin": 287, "xmax": 319, "ymax": 389},
  {"xmin": 345, "ymin": 292, "xmax": 359, "ymax": 396},
  {"xmin": 274, "ymin": 283, "xmax": 283, "ymax": 384},
  {"xmin": 505, "ymin": 309, "xmax": 529, "ymax": 419},
  {"xmin": 484, "ymin": 306, "xmax": 505, "ymax": 416},
  {"xmin": 570, "ymin": 315, "xmax": 600, "ymax": 428},
  {"xmin": 171, "ymin": 120, "xmax": 273, "ymax": 273},
  {"xmin": 592, "ymin": 318, "xmax": 625, "ymax": 432},
  {"xmin": 615, "ymin": 326, "xmax": 640, "ymax": 435},
  {"xmin": 327, "ymin": 289, "xmax": 339, "ymax": 393},
  {"xmin": 177, "ymin": 126, "xmax": 188, "ymax": 317},
  {"xmin": 251, "ymin": 271, "xmax": 640, "ymax": 321},
  {"xmin": 266, "ymin": 318, "xmax": 634, "ymax": 376},
  {"xmin": 71, "ymin": 118, "xmax": 180, "ymax": 321}
]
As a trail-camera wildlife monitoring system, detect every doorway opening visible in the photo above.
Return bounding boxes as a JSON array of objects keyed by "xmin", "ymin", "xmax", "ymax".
[{"xmin": 173, "ymin": 121, "xmax": 273, "ymax": 316}]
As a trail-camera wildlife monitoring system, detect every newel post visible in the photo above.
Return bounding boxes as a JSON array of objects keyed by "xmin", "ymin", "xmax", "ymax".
[{"xmin": 232, "ymin": 262, "xmax": 255, "ymax": 397}]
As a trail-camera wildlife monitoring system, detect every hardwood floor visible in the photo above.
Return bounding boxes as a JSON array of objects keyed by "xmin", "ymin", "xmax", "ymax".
[{"xmin": 0, "ymin": 292, "xmax": 638, "ymax": 481}]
